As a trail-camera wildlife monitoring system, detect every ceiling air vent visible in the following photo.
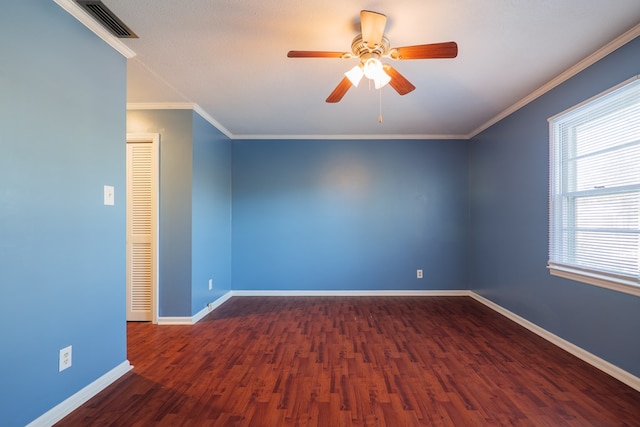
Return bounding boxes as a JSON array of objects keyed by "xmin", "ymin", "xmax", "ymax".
[{"xmin": 76, "ymin": 0, "xmax": 138, "ymax": 38}]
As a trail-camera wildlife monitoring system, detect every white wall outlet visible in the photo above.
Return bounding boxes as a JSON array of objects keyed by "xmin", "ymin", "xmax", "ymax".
[
  {"xmin": 59, "ymin": 345, "xmax": 72, "ymax": 372},
  {"xmin": 103, "ymin": 185, "xmax": 114, "ymax": 206},
  {"xmin": 417, "ymin": 269, "xmax": 423, "ymax": 279},
  {"xmin": 208, "ymin": 278, "xmax": 213, "ymax": 290}
]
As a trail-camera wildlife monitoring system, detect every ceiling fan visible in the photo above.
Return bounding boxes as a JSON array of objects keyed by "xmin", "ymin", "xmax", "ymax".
[{"xmin": 287, "ymin": 10, "xmax": 458, "ymax": 103}]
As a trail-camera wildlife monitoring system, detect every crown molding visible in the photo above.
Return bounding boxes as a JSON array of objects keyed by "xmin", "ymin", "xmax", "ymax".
[
  {"xmin": 124, "ymin": 22, "xmax": 639, "ymax": 141},
  {"xmin": 193, "ymin": 104, "xmax": 234, "ymax": 139},
  {"xmin": 126, "ymin": 102, "xmax": 233, "ymax": 139},
  {"xmin": 467, "ymin": 22, "xmax": 640, "ymax": 139},
  {"xmin": 229, "ymin": 133, "xmax": 468, "ymax": 141},
  {"xmin": 53, "ymin": 0, "xmax": 136, "ymax": 59},
  {"xmin": 127, "ymin": 103, "xmax": 466, "ymax": 140},
  {"xmin": 127, "ymin": 102, "xmax": 195, "ymax": 110}
]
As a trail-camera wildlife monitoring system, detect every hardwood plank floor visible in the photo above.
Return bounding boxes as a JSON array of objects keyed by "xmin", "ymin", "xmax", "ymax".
[{"xmin": 57, "ymin": 297, "xmax": 640, "ymax": 426}]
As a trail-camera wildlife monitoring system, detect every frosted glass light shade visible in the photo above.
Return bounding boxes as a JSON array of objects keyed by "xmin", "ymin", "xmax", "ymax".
[
  {"xmin": 346, "ymin": 58, "xmax": 390, "ymax": 90},
  {"xmin": 345, "ymin": 65, "xmax": 364, "ymax": 87},
  {"xmin": 374, "ymin": 70, "xmax": 391, "ymax": 89},
  {"xmin": 362, "ymin": 57, "xmax": 390, "ymax": 89},
  {"xmin": 363, "ymin": 58, "xmax": 382, "ymax": 80}
]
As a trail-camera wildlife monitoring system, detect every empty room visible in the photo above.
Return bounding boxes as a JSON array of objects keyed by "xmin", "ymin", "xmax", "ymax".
[{"xmin": 2, "ymin": 1, "xmax": 640, "ymax": 426}]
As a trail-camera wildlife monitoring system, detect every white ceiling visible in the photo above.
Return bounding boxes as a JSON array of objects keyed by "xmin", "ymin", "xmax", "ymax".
[{"xmin": 88, "ymin": 1, "xmax": 640, "ymax": 138}]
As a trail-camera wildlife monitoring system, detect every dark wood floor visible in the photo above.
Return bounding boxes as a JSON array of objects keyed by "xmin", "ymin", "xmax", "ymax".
[{"xmin": 57, "ymin": 297, "xmax": 640, "ymax": 426}]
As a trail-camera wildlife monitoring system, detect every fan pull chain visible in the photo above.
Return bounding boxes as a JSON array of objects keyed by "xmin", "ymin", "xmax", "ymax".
[{"xmin": 378, "ymin": 88, "xmax": 383, "ymax": 123}]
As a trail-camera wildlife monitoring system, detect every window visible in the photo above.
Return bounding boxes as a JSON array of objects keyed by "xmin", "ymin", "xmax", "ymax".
[{"xmin": 549, "ymin": 76, "xmax": 640, "ymax": 296}]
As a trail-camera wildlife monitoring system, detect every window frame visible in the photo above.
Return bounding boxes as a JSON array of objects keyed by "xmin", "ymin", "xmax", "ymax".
[{"xmin": 548, "ymin": 75, "xmax": 640, "ymax": 297}]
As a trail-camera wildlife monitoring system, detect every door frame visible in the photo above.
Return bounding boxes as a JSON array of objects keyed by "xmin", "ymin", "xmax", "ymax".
[{"xmin": 126, "ymin": 132, "xmax": 159, "ymax": 323}]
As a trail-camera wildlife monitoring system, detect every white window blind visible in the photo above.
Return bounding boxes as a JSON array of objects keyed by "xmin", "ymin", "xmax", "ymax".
[{"xmin": 549, "ymin": 76, "xmax": 640, "ymax": 295}]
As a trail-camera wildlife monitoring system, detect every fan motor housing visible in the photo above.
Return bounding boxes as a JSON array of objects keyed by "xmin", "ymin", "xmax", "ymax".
[{"xmin": 351, "ymin": 34, "xmax": 390, "ymax": 58}]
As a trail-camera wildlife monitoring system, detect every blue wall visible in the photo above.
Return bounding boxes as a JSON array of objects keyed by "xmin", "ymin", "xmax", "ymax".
[
  {"xmin": 192, "ymin": 113, "xmax": 232, "ymax": 312},
  {"xmin": 469, "ymin": 36, "xmax": 640, "ymax": 377},
  {"xmin": 127, "ymin": 110, "xmax": 194, "ymax": 316},
  {"xmin": 0, "ymin": 1, "xmax": 127, "ymax": 425},
  {"xmin": 3, "ymin": 2, "xmax": 638, "ymax": 424},
  {"xmin": 127, "ymin": 110, "xmax": 232, "ymax": 316},
  {"xmin": 232, "ymin": 139, "xmax": 469, "ymax": 291}
]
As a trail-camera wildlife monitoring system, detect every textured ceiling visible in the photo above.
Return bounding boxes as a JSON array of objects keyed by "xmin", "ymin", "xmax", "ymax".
[{"xmin": 95, "ymin": 0, "xmax": 640, "ymax": 138}]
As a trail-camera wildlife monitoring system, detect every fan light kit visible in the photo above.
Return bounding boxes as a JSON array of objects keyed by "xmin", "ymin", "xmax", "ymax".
[{"xmin": 287, "ymin": 10, "xmax": 458, "ymax": 109}]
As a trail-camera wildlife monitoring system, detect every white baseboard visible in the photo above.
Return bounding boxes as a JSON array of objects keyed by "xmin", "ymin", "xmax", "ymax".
[
  {"xmin": 156, "ymin": 316, "xmax": 193, "ymax": 325},
  {"xmin": 27, "ymin": 290, "xmax": 640, "ymax": 426},
  {"xmin": 231, "ymin": 289, "xmax": 640, "ymax": 392},
  {"xmin": 158, "ymin": 291, "xmax": 233, "ymax": 325},
  {"xmin": 230, "ymin": 289, "xmax": 471, "ymax": 297},
  {"xmin": 193, "ymin": 291, "xmax": 233, "ymax": 323},
  {"xmin": 26, "ymin": 360, "xmax": 132, "ymax": 427},
  {"xmin": 469, "ymin": 292, "xmax": 640, "ymax": 392},
  {"xmin": 158, "ymin": 290, "xmax": 468, "ymax": 324}
]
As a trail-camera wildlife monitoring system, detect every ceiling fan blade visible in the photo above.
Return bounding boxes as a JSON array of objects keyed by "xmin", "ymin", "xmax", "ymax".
[
  {"xmin": 389, "ymin": 42, "xmax": 458, "ymax": 60},
  {"xmin": 326, "ymin": 76, "xmax": 353, "ymax": 103},
  {"xmin": 287, "ymin": 51, "xmax": 350, "ymax": 58},
  {"xmin": 360, "ymin": 10, "xmax": 387, "ymax": 48},
  {"xmin": 383, "ymin": 65, "xmax": 416, "ymax": 95}
]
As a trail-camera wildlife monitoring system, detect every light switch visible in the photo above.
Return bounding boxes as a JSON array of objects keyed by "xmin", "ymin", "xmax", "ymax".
[{"xmin": 104, "ymin": 185, "xmax": 114, "ymax": 206}]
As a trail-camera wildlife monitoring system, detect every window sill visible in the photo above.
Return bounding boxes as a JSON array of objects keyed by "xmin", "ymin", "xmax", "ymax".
[{"xmin": 548, "ymin": 265, "xmax": 640, "ymax": 297}]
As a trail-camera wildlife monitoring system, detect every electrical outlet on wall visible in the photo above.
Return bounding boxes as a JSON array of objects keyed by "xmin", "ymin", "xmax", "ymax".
[
  {"xmin": 417, "ymin": 269, "xmax": 423, "ymax": 279},
  {"xmin": 208, "ymin": 278, "xmax": 213, "ymax": 290},
  {"xmin": 59, "ymin": 345, "xmax": 72, "ymax": 372}
]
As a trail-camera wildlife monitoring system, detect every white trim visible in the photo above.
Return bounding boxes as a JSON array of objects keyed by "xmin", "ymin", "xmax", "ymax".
[
  {"xmin": 549, "ymin": 266, "xmax": 640, "ymax": 298},
  {"xmin": 548, "ymin": 75, "xmax": 640, "ymax": 122},
  {"xmin": 192, "ymin": 105, "xmax": 234, "ymax": 139},
  {"xmin": 126, "ymin": 103, "xmax": 233, "ymax": 140},
  {"xmin": 128, "ymin": 102, "xmax": 466, "ymax": 140},
  {"xmin": 122, "ymin": 23, "xmax": 640, "ymax": 141},
  {"xmin": 127, "ymin": 102, "xmax": 196, "ymax": 110},
  {"xmin": 230, "ymin": 134, "xmax": 468, "ymax": 141},
  {"xmin": 230, "ymin": 289, "xmax": 470, "ymax": 297},
  {"xmin": 157, "ymin": 316, "xmax": 194, "ymax": 325},
  {"xmin": 157, "ymin": 291, "xmax": 233, "ymax": 325},
  {"xmin": 467, "ymin": 22, "xmax": 640, "ymax": 139},
  {"xmin": 193, "ymin": 292, "xmax": 234, "ymax": 323},
  {"xmin": 126, "ymin": 24, "xmax": 640, "ymax": 141},
  {"xmin": 63, "ymin": 1, "xmax": 638, "ymax": 141},
  {"xmin": 26, "ymin": 360, "xmax": 133, "ymax": 427},
  {"xmin": 156, "ymin": 290, "xmax": 470, "ymax": 323},
  {"xmin": 546, "ymin": 75, "xmax": 640, "ymax": 298},
  {"xmin": 29, "ymin": 291, "xmax": 638, "ymax": 426},
  {"xmin": 158, "ymin": 289, "xmax": 640, "ymax": 392},
  {"xmin": 126, "ymin": 103, "xmax": 468, "ymax": 141},
  {"xmin": 53, "ymin": 0, "xmax": 136, "ymax": 59},
  {"xmin": 470, "ymin": 292, "xmax": 640, "ymax": 392}
]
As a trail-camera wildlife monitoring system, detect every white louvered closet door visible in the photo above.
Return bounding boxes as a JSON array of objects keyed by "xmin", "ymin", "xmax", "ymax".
[{"xmin": 126, "ymin": 140, "xmax": 156, "ymax": 321}]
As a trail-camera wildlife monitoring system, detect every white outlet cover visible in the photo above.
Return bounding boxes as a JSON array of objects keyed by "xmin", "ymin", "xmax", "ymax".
[
  {"xmin": 59, "ymin": 345, "xmax": 72, "ymax": 372},
  {"xmin": 104, "ymin": 185, "xmax": 115, "ymax": 206}
]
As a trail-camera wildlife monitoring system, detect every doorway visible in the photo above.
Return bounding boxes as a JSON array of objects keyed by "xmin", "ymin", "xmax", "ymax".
[{"xmin": 126, "ymin": 133, "xmax": 159, "ymax": 322}]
